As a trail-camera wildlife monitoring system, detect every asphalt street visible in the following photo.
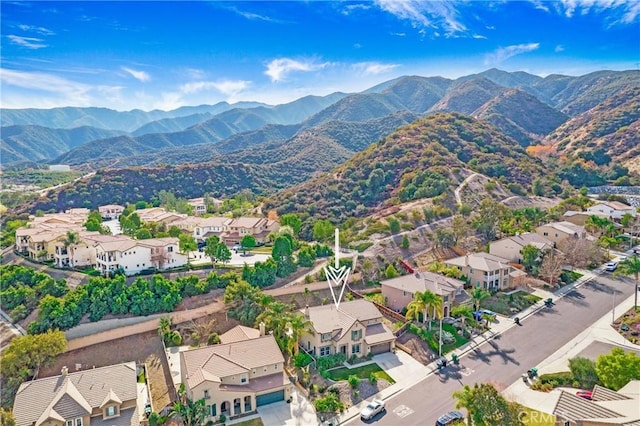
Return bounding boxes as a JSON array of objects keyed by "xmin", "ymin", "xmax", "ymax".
[{"xmin": 347, "ymin": 272, "xmax": 638, "ymax": 426}]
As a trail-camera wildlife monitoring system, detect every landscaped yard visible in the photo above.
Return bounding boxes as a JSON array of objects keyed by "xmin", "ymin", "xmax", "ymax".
[
  {"xmin": 233, "ymin": 418, "xmax": 265, "ymax": 426},
  {"xmin": 560, "ymin": 270, "xmax": 583, "ymax": 285},
  {"xmin": 482, "ymin": 291, "xmax": 542, "ymax": 316},
  {"xmin": 408, "ymin": 322, "xmax": 470, "ymax": 355},
  {"xmin": 326, "ymin": 363, "xmax": 395, "ymax": 383},
  {"xmin": 613, "ymin": 306, "xmax": 640, "ymax": 345}
]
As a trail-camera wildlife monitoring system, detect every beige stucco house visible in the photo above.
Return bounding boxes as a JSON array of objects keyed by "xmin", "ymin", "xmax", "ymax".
[
  {"xmin": 179, "ymin": 333, "xmax": 291, "ymax": 423},
  {"xmin": 98, "ymin": 204, "xmax": 125, "ymax": 220},
  {"xmin": 489, "ymin": 232, "xmax": 554, "ymax": 264},
  {"xmin": 380, "ymin": 271, "xmax": 467, "ymax": 318},
  {"xmin": 444, "ymin": 252, "xmax": 526, "ymax": 291},
  {"xmin": 587, "ymin": 201, "xmax": 637, "ymax": 221},
  {"xmin": 299, "ymin": 299, "xmax": 396, "ymax": 359},
  {"xmin": 222, "ymin": 217, "xmax": 280, "ymax": 245},
  {"xmin": 13, "ymin": 362, "xmax": 143, "ymax": 426},
  {"xmin": 535, "ymin": 221, "xmax": 586, "ymax": 245}
]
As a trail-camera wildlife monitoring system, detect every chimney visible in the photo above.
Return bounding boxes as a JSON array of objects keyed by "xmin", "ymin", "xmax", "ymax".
[
  {"xmin": 465, "ymin": 254, "xmax": 469, "ymax": 266},
  {"xmin": 61, "ymin": 366, "xmax": 68, "ymax": 376},
  {"xmin": 304, "ymin": 305, "xmax": 310, "ymax": 318},
  {"xmin": 259, "ymin": 322, "xmax": 265, "ymax": 336}
]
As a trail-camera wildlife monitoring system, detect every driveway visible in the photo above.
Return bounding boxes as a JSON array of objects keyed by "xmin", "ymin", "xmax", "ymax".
[{"xmin": 229, "ymin": 389, "xmax": 317, "ymax": 426}]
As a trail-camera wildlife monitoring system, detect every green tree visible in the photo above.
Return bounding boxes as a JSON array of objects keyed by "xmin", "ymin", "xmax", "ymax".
[
  {"xmin": 178, "ymin": 234, "xmax": 197, "ymax": 267},
  {"xmin": 204, "ymin": 235, "xmax": 220, "ymax": 268},
  {"xmin": 452, "ymin": 383, "xmax": 522, "ymax": 426},
  {"xmin": 272, "ymin": 236, "xmax": 293, "ymax": 261},
  {"xmin": 224, "ymin": 280, "xmax": 262, "ymax": 325},
  {"xmin": 473, "ymin": 198, "xmax": 508, "ymax": 241},
  {"xmin": 434, "ymin": 227, "xmax": 456, "ymax": 249},
  {"xmin": 0, "ymin": 408, "xmax": 16, "ymax": 426},
  {"xmin": 1, "ymin": 330, "xmax": 67, "ymax": 408},
  {"xmin": 388, "ymin": 218, "xmax": 401, "ymax": 234},
  {"xmin": 170, "ymin": 383, "xmax": 212, "ymax": 426},
  {"xmin": 312, "ymin": 219, "xmax": 334, "ymax": 242},
  {"xmin": 384, "ymin": 264, "xmax": 399, "ymax": 279},
  {"xmin": 521, "ymin": 244, "xmax": 541, "ymax": 273},
  {"xmin": 470, "ymin": 287, "xmax": 490, "ymax": 312},
  {"xmin": 615, "ymin": 256, "xmax": 640, "ymax": 309},
  {"xmin": 240, "ymin": 235, "xmax": 257, "ymax": 254},
  {"xmin": 595, "ymin": 347, "xmax": 640, "ymax": 391},
  {"xmin": 531, "ymin": 178, "xmax": 545, "ymax": 196},
  {"xmin": 215, "ymin": 244, "xmax": 232, "ymax": 265},
  {"xmin": 406, "ymin": 290, "xmax": 442, "ymax": 331},
  {"xmin": 314, "ymin": 393, "xmax": 344, "ymax": 415},
  {"xmin": 280, "ymin": 213, "xmax": 302, "ymax": 235},
  {"xmin": 283, "ymin": 312, "xmax": 314, "ymax": 360},
  {"xmin": 569, "ymin": 357, "xmax": 600, "ymax": 389},
  {"xmin": 401, "ymin": 234, "xmax": 410, "ymax": 249}
]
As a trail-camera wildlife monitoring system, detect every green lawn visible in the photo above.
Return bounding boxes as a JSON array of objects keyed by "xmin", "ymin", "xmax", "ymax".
[
  {"xmin": 233, "ymin": 418, "xmax": 265, "ymax": 426},
  {"xmin": 326, "ymin": 363, "xmax": 395, "ymax": 383},
  {"xmin": 251, "ymin": 246, "xmax": 273, "ymax": 254},
  {"xmin": 409, "ymin": 323, "xmax": 470, "ymax": 354},
  {"xmin": 482, "ymin": 291, "xmax": 541, "ymax": 316}
]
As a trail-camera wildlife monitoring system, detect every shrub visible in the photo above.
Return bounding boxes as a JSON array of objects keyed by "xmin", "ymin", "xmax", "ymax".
[
  {"xmin": 369, "ymin": 373, "xmax": 378, "ymax": 384},
  {"xmin": 293, "ymin": 352, "xmax": 313, "ymax": 368},
  {"xmin": 207, "ymin": 333, "xmax": 220, "ymax": 345},
  {"xmin": 348, "ymin": 375, "xmax": 361, "ymax": 389}
]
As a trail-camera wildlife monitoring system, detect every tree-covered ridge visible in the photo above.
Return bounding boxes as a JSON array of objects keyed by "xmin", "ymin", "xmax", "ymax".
[
  {"xmin": 265, "ymin": 112, "xmax": 548, "ymax": 222},
  {"xmin": 543, "ymin": 86, "xmax": 640, "ymax": 173}
]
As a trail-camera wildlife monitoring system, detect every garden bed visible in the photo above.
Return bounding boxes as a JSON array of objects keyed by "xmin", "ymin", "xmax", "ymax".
[
  {"xmin": 481, "ymin": 291, "xmax": 541, "ymax": 316},
  {"xmin": 326, "ymin": 363, "xmax": 394, "ymax": 383},
  {"xmin": 613, "ymin": 306, "xmax": 640, "ymax": 345},
  {"xmin": 407, "ymin": 322, "xmax": 469, "ymax": 355}
]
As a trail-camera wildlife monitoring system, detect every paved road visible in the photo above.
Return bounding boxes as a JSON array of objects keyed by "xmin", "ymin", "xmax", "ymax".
[{"xmin": 346, "ymin": 273, "xmax": 638, "ymax": 425}]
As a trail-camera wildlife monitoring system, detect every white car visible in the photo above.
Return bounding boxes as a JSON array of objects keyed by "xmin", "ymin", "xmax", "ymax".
[
  {"xmin": 360, "ymin": 400, "xmax": 385, "ymax": 420},
  {"xmin": 605, "ymin": 261, "xmax": 618, "ymax": 272}
]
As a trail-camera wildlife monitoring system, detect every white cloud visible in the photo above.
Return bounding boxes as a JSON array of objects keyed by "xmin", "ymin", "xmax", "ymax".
[
  {"xmin": 264, "ymin": 58, "xmax": 328, "ymax": 82},
  {"xmin": 374, "ymin": 0, "xmax": 467, "ymax": 36},
  {"xmin": 121, "ymin": 66, "xmax": 150, "ymax": 82},
  {"xmin": 7, "ymin": 35, "xmax": 47, "ymax": 49},
  {"xmin": 484, "ymin": 43, "xmax": 540, "ymax": 65},
  {"xmin": 541, "ymin": 0, "xmax": 639, "ymax": 25},
  {"xmin": 17, "ymin": 24, "xmax": 55, "ymax": 35},
  {"xmin": 352, "ymin": 62, "xmax": 400, "ymax": 75},
  {"xmin": 555, "ymin": 44, "xmax": 565, "ymax": 52},
  {"xmin": 180, "ymin": 79, "xmax": 250, "ymax": 96}
]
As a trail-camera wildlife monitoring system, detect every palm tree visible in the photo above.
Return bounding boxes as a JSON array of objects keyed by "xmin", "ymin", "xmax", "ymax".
[
  {"xmin": 452, "ymin": 384, "xmax": 475, "ymax": 425},
  {"xmin": 470, "ymin": 287, "xmax": 490, "ymax": 312},
  {"xmin": 255, "ymin": 300, "xmax": 290, "ymax": 340},
  {"xmin": 406, "ymin": 290, "xmax": 443, "ymax": 331},
  {"xmin": 62, "ymin": 231, "xmax": 81, "ymax": 267},
  {"xmin": 283, "ymin": 312, "xmax": 314, "ymax": 361},
  {"xmin": 615, "ymin": 256, "xmax": 640, "ymax": 309},
  {"xmin": 170, "ymin": 383, "xmax": 212, "ymax": 426}
]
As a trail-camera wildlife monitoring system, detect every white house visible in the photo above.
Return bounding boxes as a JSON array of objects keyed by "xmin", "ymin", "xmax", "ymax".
[
  {"xmin": 95, "ymin": 237, "xmax": 186, "ymax": 276},
  {"xmin": 587, "ymin": 201, "xmax": 637, "ymax": 220},
  {"xmin": 99, "ymin": 204, "xmax": 125, "ymax": 220}
]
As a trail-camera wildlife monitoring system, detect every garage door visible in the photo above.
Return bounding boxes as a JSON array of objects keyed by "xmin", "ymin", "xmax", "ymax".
[
  {"xmin": 256, "ymin": 390, "xmax": 285, "ymax": 407},
  {"xmin": 370, "ymin": 342, "xmax": 391, "ymax": 355}
]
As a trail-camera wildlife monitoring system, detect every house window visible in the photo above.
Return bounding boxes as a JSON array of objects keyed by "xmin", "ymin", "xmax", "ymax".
[
  {"xmin": 352, "ymin": 344, "xmax": 361, "ymax": 355},
  {"xmin": 210, "ymin": 404, "xmax": 217, "ymax": 417},
  {"xmin": 403, "ymin": 291, "xmax": 407, "ymax": 297},
  {"xmin": 274, "ymin": 364, "xmax": 278, "ymax": 370},
  {"xmin": 321, "ymin": 333, "xmax": 331, "ymax": 342},
  {"xmin": 543, "ymin": 232, "xmax": 548, "ymax": 236},
  {"xmin": 66, "ymin": 421, "xmax": 73, "ymax": 426},
  {"xmin": 106, "ymin": 406, "xmax": 116, "ymax": 417},
  {"xmin": 320, "ymin": 346, "xmax": 331, "ymax": 356},
  {"xmin": 351, "ymin": 329, "xmax": 362, "ymax": 341},
  {"xmin": 204, "ymin": 390, "xmax": 210, "ymax": 399},
  {"xmin": 241, "ymin": 375, "xmax": 247, "ymax": 383},
  {"xmin": 168, "ymin": 246, "xmax": 173, "ymax": 252},
  {"xmin": 75, "ymin": 419, "xmax": 83, "ymax": 426}
]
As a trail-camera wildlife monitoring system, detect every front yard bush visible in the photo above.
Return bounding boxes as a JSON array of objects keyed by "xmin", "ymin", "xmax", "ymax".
[
  {"xmin": 293, "ymin": 352, "xmax": 313, "ymax": 368},
  {"xmin": 317, "ymin": 353, "xmax": 346, "ymax": 372},
  {"xmin": 408, "ymin": 322, "xmax": 469, "ymax": 354},
  {"xmin": 481, "ymin": 291, "xmax": 541, "ymax": 316},
  {"xmin": 531, "ymin": 371, "xmax": 574, "ymax": 391}
]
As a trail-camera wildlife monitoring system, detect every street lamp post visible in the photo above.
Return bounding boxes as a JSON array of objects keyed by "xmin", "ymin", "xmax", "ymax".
[
  {"xmin": 612, "ymin": 291, "xmax": 616, "ymax": 324},
  {"xmin": 438, "ymin": 316, "xmax": 443, "ymax": 357}
]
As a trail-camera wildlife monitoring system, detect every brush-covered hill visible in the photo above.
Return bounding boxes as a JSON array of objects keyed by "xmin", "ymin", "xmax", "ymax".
[
  {"xmin": 543, "ymin": 86, "xmax": 640, "ymax": 173},
  {"xmin": 472, "ymin": 89, "xmax": 569, "ymax": 146},
  {"xmin": 428, "ymin": 78, "xmax": 506, "ymax": 114},
  {"xmin": 264, "ymin": 112, "xmax": 547, "ymax": 222},
  {"xmin": 0, "ymin": 125, "xmax": 127, "ymax": 163}
]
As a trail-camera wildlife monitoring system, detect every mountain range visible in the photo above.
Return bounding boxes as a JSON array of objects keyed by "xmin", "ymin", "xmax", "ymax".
[{"xmin": 3, "ymin": 68, "xmax": 639, "ymax": 217}]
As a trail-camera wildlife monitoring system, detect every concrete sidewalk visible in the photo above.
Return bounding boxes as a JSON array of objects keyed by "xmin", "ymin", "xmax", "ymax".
[{"xmin": 503, "ymin": 290, "xmax": 640, "ymax": 414}]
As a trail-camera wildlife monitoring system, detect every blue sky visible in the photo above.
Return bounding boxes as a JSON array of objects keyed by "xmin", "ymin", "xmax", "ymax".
[{"xmin": 2, "ymin": 1, "xmax": 639, "ymax": 111}]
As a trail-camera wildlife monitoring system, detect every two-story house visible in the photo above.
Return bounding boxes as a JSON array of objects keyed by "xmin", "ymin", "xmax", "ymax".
[
  {"xmin": 12, "ymin": 362, "xmax": 143, "ymax": 426},
  {"xmin": 535, "ymin": 221, "xmax": 587, "ymax": 245},
  {"xmin": 179, "ymin": 334, "xmax": 291, "ymax": 423},
  {"xmin": 222, "ymin": 217, "xmax": 280, "ymax": 245},
  {"xmin": 380, "ymin": 271, "xmax": 467, "ymax": 318},
  {"xmin": 587, "ymin": 201, "xmax": 637, "ymax": 221},
  {"xmin": 94, "ymin": 237, "xmax": 186, "ymax": 276},
  {"xmin": 193, "ymin": 216, "xmax": 232, "ymax": 242},
  {"xmin": 98, "ymin": 204, "xmax": 125, "ymax": 220},
  {"xmin": 299, "ymin": 299, "xmax": 396, "ymax": 358},
  {"xmin": 445, "ymin": 252, "xmax": 526, "ymax": 291},
  {"xmin": 489, "ymin": 233, "xmax": 554, "ymax": 264}
]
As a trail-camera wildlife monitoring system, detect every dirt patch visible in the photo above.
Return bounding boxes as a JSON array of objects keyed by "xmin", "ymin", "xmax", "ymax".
[
  {"xmin": 0, "ymin": 323, "xmax": 17, "ymax": 347},
  {"xmin": 38, "ymin": 330, "xmax": 175, "ymax": 411},
  {"xmin": 396, "ymin": 332, "xmax": 437, "ymax": 365},
  {"xmin": 175, "ymin": 288, "xmax": 225, "ymax": 311}
]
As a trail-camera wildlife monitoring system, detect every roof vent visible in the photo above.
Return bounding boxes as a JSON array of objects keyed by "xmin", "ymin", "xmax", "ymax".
[{"xmin": 61, "ymin": 366, "xmax": 68, "ymax": 376}]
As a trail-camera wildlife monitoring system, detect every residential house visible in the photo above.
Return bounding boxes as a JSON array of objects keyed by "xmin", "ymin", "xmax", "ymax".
[
  {"xmin": 219, "ymin": 325, "xmax": 262, "ymax": 344},
  {"xmin": 222, "ymin": 217, "xmax": 279, "ymax": 245},
  {"xmin": 134, "ymin": 208, "xmax": 187, "ymax": 226},
  {"xmin": 553, "ymin": 380, "xmax": 640, "ymax": 425},
  {"xmin": 193, "ymin": 216, "xmax": 232, "ymax": 242},
  {"xmin": 587, "ymin": 201, "xmax": 637, "ymax": 220},
  {"xmin": 179, "ymin": 333, "xmax": 291, "ymax": 423},
  {"xmin": 299, "ymin": 299, "xmax": 396, "ymax": 358},
  {"xmin": 381, "ymin": 271, "xmax": 467, "ymax": 318},
  {"xmin": 12, "ymin": 362, "xmax": 144, "ymax": 426},
  {"xmin": 98, "ymin": 204, "xmax": 125, "ymax": 220},
  {"xmin": 489, "ymin": 233, "xmax": 554, "ymax": 264},
  {"xmin": 535, "ymin": 221, "xmax": 587, "ymax": 245},
  {"xmin": 562, "ymin": 210, "xmax": 609, "ymax": 227},
  {"xmin": 444, "ymin": 252, "xmax": 526, "ymax": 291},
  {"xmin": 187, "ymin": 197, "xmax": 222, "ymax": 216},
  {"xmin": 95, "ymin": 237, "xmax": 186, "ymax": 276}
]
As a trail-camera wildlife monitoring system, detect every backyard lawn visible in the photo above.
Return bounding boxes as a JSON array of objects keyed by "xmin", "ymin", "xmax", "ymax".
[
  {"xmin": 326, "ymin": 363, "xmax": 395, "ymax": 383},
  {"xmin": 482, "ymin": 291, "xmax": 541, "ymax": 316}
]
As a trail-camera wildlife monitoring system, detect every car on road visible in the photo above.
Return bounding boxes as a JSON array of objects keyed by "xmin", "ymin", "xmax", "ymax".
[
  {"xmin": 576, "ymin": 391, "xmax": 593, "ymax": 400},
  {"xmin": 605, "ymin": 261, "xmax": 618, "ymax": 272},
  {"xmin": 435, "ymin": 410, "xmax": 465, "ymax": 425},
  {"xmin": 360, "ymin": 400, "xmax": 385, "ymax": 420}
]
